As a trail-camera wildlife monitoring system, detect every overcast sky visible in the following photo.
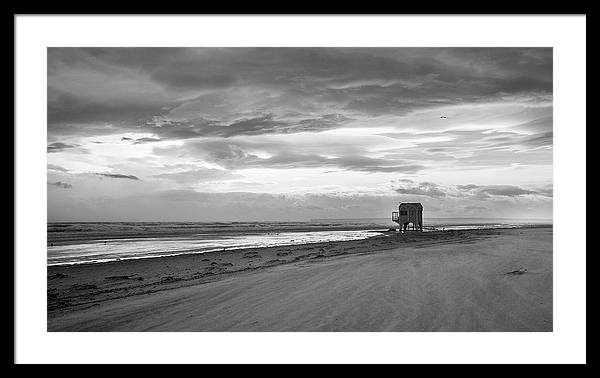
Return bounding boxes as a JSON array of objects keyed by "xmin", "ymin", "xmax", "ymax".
[{"xmin": 47, "ymin": 48, "xmax": 552, "ymax": 222}]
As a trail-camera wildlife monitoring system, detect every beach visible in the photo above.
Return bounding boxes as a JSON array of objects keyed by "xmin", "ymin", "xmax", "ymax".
[{"xmin": 47, "ymin": 226, "xmax": 552, "ymax": 331}]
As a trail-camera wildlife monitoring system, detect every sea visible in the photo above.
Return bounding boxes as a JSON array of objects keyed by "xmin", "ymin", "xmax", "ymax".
[{"xmin": 47, "ymin": 218, "xmax": 551, "ymax": 266}]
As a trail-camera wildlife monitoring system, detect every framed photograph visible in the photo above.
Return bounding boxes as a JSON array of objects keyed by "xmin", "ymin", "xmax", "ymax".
[{"xmin": 15, "ymin": 14, "xmax": 586, "ymax": 364}]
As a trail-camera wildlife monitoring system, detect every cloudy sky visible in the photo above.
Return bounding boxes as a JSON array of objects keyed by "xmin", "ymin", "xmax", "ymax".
[{"xmin": 47, "ymin": 48, "xmax": 552, "ymax": 222}]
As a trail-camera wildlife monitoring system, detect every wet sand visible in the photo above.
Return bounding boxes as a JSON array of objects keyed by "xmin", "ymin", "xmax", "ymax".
[{"xmin": 47, "ymin": 226, "xmax": 552, "ymax": 331}]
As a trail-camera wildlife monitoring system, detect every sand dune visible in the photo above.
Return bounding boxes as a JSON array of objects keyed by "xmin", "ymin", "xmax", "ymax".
[{"xmin": 47, "ymin": 227, "xmax": 552, "ymax": 331}]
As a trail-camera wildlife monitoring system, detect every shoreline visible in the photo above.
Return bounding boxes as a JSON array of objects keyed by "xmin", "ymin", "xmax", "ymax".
[
  {"xmin": 47, "ymin": 222, "xmax": 390, "ymax": 246},
  {"xmin": 48, "ymin": 226, "xmax": 552, "ymax": 327},
  {"xmin": 48, "ymin": 223, "xmax": 551, "ymax": 267}
]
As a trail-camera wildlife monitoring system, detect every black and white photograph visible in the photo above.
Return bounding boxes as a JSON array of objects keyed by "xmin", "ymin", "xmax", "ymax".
[
  {"xmin": 45, "ymin": 46, "xmax": 555, "ymax": 332},
  {"xmin": 15, "ymin": 15, "xmax": 586, "ymax": 364}
]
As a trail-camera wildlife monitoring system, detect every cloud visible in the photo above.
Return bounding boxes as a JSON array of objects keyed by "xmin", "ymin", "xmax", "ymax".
[
  {"xmin": 512, "ymin": 116, "xmax": 553, "ymax": 134},
  {"xmin": 48, "ymin": 181, "xmax": 72, "ymax": 189},
  {"xmin": 47, "ymin": 48, "xmax": 552, "ymax": 139},
  {"xmin": 132, "ymin": 137, "xmax": 162, "ymax": 144},
  {"xmin": 208, "ymin": 113, "xmax": 353, "ymax": 138},
  {"xmin": 48, "ymin": 89, "xmax": 175, "ymax": 128},
  {"xmin": 96, "ymin": 173, "xmax": 141, "ymax": 181},
  {"xmin": 159, "ymin": 139, "xmax": 425, "ymax": 173},
  {"xmin": 478, "ymin": 185, "xmax": 539, "ymax": 197},
  {"xmin": 139, "ymin": 113, "xmax": 354, "ymax": 140},
  {"xmin": 457, "ymin": 184, "xmax": 543, "ymax": 197},
  {"xmin": 393, "ymin": 182, "xmax": 552, "ymax": 200},
  {"xmin": 120, "ymin": 136, "xmax": 163, "ymax": 144},
  {"xmin": 481, "ymin": 130, "xmax": 553, "ymax": 150},
  {"xmin": 47, "ymin": 142, "xmax": 79, "ymax": 153},
  {"xmin": 210, "ymin": 114, "xmax": 312, "ymax": 138},
  {"xmin": 153, "ymin": 168, "xmax": 240, "ymax": 184},
  {"xmin": 394, "ymin": 182, "xmax": 447, "ymax": 197},
  {"xmin": 234, "ymin": 152, "xmax": 423, "ymax": 173},
  {"xmin": 535, "ymin": 185, "xmax": 554, "ymax": 197},
  {"xmin": 519, "ymin": 131, "xmax": 553, "ymax": 148}
]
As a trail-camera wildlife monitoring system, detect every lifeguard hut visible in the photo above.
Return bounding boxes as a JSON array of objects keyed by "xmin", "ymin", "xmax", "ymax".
[{"xmin": 391, "ymin": 202, "xmax": 423, "ymax": 231}]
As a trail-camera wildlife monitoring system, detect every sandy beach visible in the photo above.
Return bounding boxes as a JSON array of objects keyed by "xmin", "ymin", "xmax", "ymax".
[{"xmin": 47, "ymin": 226, "xmax": 552, "ymax": 331}]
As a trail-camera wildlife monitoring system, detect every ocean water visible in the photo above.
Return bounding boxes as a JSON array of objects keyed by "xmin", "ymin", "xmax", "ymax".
[{"xmin": 47, "ymin": 218, "xmax": 551, "ymax": 266}]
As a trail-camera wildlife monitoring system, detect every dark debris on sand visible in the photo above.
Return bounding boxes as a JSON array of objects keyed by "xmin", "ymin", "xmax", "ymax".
[
  {"xmin": 505, "ymin": 268, "xmax": 528, "ymax": 275},
  {"xmin": 105, "ymin": 274, "xmax": 142, "ymax": 281}
]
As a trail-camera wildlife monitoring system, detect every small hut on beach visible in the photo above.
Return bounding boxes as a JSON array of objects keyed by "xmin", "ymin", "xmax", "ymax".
[{"xmin": 391, "ymin": 202, "xmax": 423, "ymax": 231}]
